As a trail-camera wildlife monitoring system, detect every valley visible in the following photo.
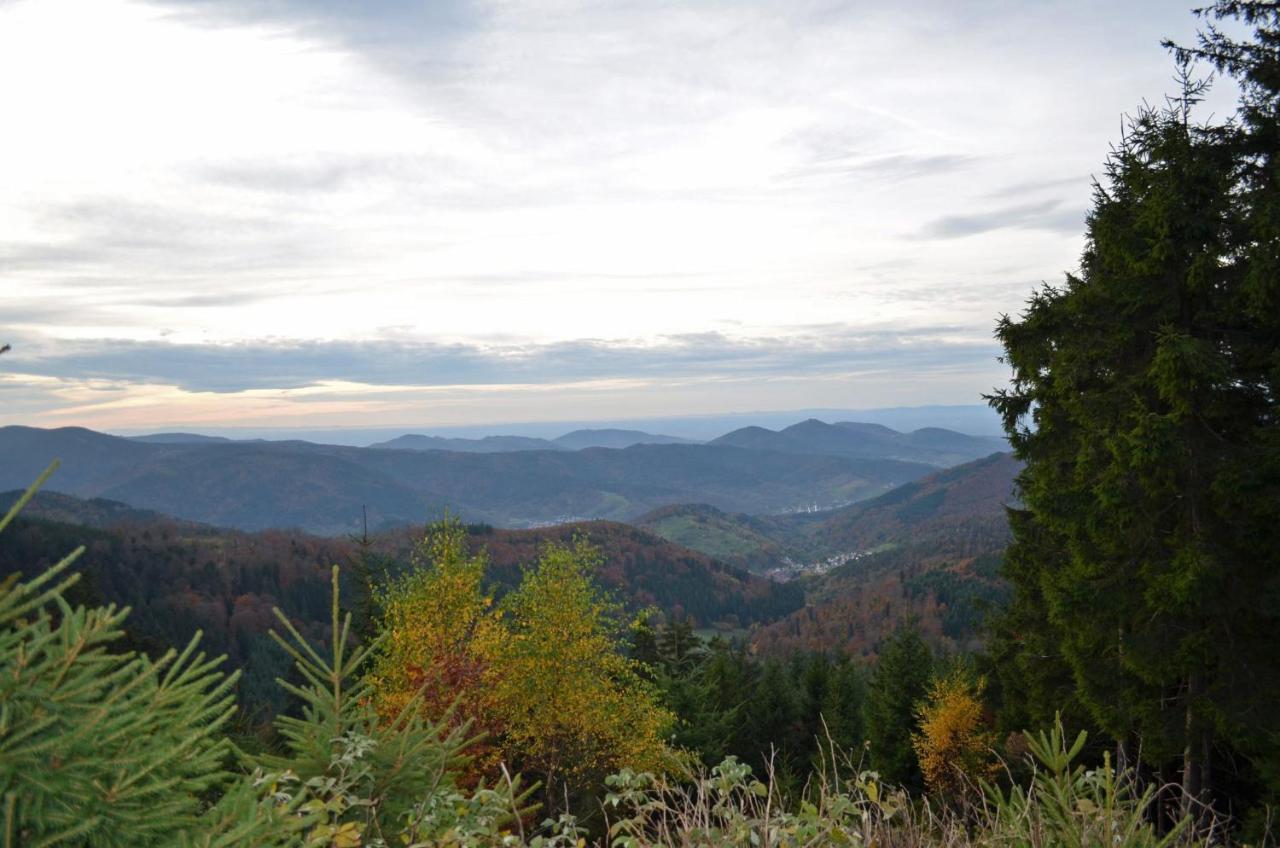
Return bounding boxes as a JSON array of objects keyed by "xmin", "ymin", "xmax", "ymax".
[{"xmin": 0, "ymin": 419, "xmax": 1020, "ymax": 674}]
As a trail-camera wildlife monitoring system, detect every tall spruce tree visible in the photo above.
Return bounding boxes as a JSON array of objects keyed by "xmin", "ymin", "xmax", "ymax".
[
  {"xmin": 863, "ymin": 625, "xmax": 932, "ymax": 789},
  {"xmin": 990, "ymin": 6, "xmax": 1280, "ymax": 818},
  {"xmin": 822, "ymin": 657, "xmax": 867, "ymax": 759}
]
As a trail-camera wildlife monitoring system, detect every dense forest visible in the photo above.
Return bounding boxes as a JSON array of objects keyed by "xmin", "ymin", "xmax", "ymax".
[
  {"xmin": 1, "ymin": 2, "xmax": 1278, "ymax": 845},
  {"xmin": 0, "ymin": 502, "xmax": 803, "ymax": 721}
]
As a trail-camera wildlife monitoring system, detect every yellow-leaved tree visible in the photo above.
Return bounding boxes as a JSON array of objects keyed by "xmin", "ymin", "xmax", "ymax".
[
  {"xmin": 912, "ymin": 669, "xmax": 997, "ymax": 798},
  {"xmin": 487, "ymin": 538, "xmax": 674, "ymax": 797},
  {"xmin": 368, "ymin": 521, "xmax": 673, "ymax": 802},
  {"xmin": 366, "ymin": 521, "xmax": 506, "ymax": 777}
]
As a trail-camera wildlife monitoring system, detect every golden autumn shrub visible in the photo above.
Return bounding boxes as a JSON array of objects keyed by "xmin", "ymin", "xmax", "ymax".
[
  {"xmin": 486, "ymin": 539, "xmax": 674, "ymax": 789},
  {"xmin": 367, "ymin": 522, "xmax": 673, "ymax": 797},
  {"xmin": 366, "ymin": 521, "xmax": 507, "ymax": 776},
  {"xmin": 912, "ymin": 669, "xmax": 997, "ymax": 797}
]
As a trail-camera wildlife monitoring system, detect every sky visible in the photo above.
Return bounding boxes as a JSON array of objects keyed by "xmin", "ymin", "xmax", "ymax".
[{"xmin": 0, "ymin": 0, "xmax": 1241, "ymax": 433}]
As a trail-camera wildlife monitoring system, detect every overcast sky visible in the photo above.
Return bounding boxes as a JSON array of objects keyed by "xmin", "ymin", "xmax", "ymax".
[{"xmin": 0, "ymin": 0, "xmax": 1239, "ymax": 432}]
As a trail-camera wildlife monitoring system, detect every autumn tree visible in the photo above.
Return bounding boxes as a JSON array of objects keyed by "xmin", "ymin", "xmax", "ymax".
[
  {"xmin": 486, "ymin": 538, "xmax": 674, "ymax": 803},
  {"xmin": 367, "ymin": 519, "xmax": 504, "ymax": 776},
  {"xmin": 369, "ymin": 526, "xmax": 673, "ymax": 805},
  {"xmin": 913, "ymin": 669, "xmax": 996, "ymax": 798}
]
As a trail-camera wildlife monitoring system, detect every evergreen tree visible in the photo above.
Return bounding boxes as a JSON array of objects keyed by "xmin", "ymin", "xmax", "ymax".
[
  {"xmin": 656, "ymin": 616, "xmax": 701, "ymax": 673},
  {"xmin": 742, "ymin": 658, "xmax": 800, "ymax": 775},
  {"xmin": 793, "ymin": 653, "xmax": 830, "ymax": 765},
  {"xmin": 822, "ymin": 657, "xmax": 867, "ymax": 760},
  {"xmin": 345, "ymin": 505, "xmax": 390, "ymax": 643},
  {"xmin": 863, "ymin": 625, "xmax": 932, "ymax": 789},
  {"xmin": 699, "ymin": 638, "xmax": 756, "ymax": 761},
  {"xmin": 990, "ymin": 7, "xmax": 1280, "ymax": 816},
  {"xmin": 0, "ymin": 464, "xmax": 292, "ymax": 847}
]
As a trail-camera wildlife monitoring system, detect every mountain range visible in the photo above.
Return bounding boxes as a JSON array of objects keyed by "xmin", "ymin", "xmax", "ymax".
[
  {"xmin": 710, "ymin": 419, "xmax": 1006, "ymax": 467},
  {"xmin": 3, "ymin": 423, "xmax": 1023, "ymax": 662},
  {"xmin": 0, "ymin": 425, "xmax": 940, "ymax": 533},
  {"xmin": 367, "ymin": 428, "xmax": 695, "ymax": 453}
]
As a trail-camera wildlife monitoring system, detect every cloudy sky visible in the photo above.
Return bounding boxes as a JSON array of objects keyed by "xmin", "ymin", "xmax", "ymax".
[{"xmin": 0, "ymin": 0, "xmax": 1237, "ymax": 432}]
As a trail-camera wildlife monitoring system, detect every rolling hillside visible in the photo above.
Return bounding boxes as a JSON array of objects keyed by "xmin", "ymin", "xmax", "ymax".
[
  {"xmin": 634, "ymin": 503, "xmax": 793, "ymax": 573},
  {"xmin": 749, "ymin": 452, "xmax": 1020, "ymax": 657},
  {"xmin": 0, "ymin": 492, "xmax": 802, "ymax": 716},
  {"xmin": 789, "ymin": 451, "xmax": 1021, "ymax": 557},
  {"xmin": 625, "ymin": 452, "xmax": 1020, "ymax": 575}
]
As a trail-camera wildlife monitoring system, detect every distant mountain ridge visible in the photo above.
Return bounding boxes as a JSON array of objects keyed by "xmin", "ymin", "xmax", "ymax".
[
  {"xmin": 552, "ymin": 428, "xmax": 696, "ymax": 449},
  {"xmin": 128, "ymin": 419, "xmax": 1000, "ymax": 467},
  {"xmin": 0, "ymin": 426, "xmax": 934, "ymax": 534},
  {"xmin": 711, "ymin": 418, "xmax": 1005, "ymax": 467},
  {"xmin": 368, "ymin": 427, "xmax": 696, "ymax": 453},
  {"xmin": 129, "ymin": 432, "xmax": 234, "ymax": 445},
  {"xmin": 369, "ymin": 434, "xmax": 562, "ymax": 453}
]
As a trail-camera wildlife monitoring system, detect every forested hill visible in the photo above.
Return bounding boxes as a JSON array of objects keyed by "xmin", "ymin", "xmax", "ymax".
[
  {"xmin": 626, "ymin": 453, "xmax": 1021, "ymax": 657},
  {"xmin": 635, "ymin": 503, "xmax": 793, "ymax": 573},
  {"xmin": 0, "ymin": 488, "xmax": 212, "ymax": 530},
  {"xmin": 0, "ymin": 425, "xmax": 934, "ymax": 532},
  {"xmin": 789, "ymin": 451, "xmax": 1020, "ymax": 557},
  {"xmin": 639, "ymin": 452, "xmax": 1019, "ymax": 571},
  {"xmin": 749, "ymin": 453, "xmax": 1019, "ymax": 657},
  {"xmin": 0, "ymin": 496, "xmax": 801, "ymax": 716}
]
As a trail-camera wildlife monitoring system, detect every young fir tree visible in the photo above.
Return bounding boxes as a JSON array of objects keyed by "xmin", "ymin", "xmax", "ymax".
[
  {"xmin": 697, "ymin": 637, "xmax": 754, "ymax": 760},
  {"xmin": 792, "ymin": 653, "xmax": 830, "ymax": 767},
  {"xmin": 742, "ymin": 658, "xmax": 800, "ymax": 776},
  {"xmin": 656, "ymin": 616, "xmax": 701, "ymax": 673},
  {"xmin": 0, "ymin": 464, "xmax": 293, "ymax": 847},
  {"xmin": 990, "ymin": 8, "xmax": 1280, "ymax": 817},
  {"xmin": 345, "ymin": 505, "xmax": 391, "ymax": 644}
]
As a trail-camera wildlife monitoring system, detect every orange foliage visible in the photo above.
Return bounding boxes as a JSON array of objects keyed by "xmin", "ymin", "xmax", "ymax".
[
  {"xmin": 367, "ymin": 522, "xmax": 674, "ymax": 792},
  {"xmin": 913, "ymin": 670, "xmax": 997, "ymax": 797}
]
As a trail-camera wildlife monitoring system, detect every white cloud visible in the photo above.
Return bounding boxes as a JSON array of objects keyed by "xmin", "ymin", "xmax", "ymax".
[{"xmin": 0, "ymin": 0, "xmax": 1240, "ymax": 427}]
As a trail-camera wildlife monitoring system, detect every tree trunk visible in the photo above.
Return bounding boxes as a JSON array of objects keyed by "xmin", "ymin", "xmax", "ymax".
[{"xmin": 1180, "ymin": 674, "xmax": 1210, "ymax": 829}]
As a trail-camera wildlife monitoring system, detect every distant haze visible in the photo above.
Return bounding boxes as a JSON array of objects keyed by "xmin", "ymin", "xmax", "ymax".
[{"xmin": 109, "ymin": 404, "xmax": 1006, "ymax": 445}]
